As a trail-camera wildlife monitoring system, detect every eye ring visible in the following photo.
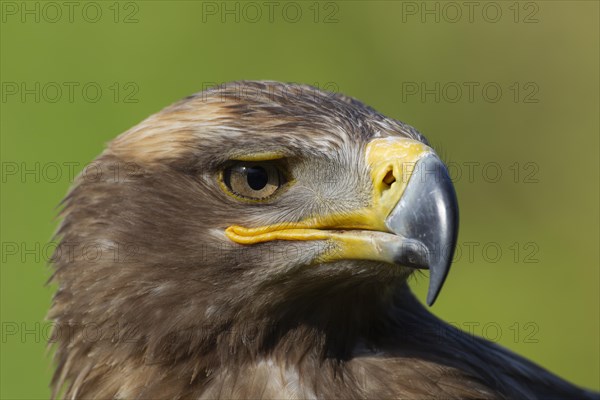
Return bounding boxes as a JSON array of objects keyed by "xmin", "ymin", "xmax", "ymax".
[{"xmin": 220, "ymin": 161, "xmax": 288, "ymax": 201}]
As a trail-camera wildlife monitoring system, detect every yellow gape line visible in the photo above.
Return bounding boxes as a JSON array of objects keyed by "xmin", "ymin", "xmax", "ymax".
[{"xmin": 225, "ymin": 137, "xmax": 433, "ymax": 263}]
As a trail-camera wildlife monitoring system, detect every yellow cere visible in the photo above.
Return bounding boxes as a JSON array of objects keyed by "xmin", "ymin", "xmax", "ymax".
[
  {"xmin": 365, "ymin": 137, "xmax": 432, "ymax": 229},
  {"xmin": 225, "ymin": 137, "xmax": 433, "ymax": 261}
]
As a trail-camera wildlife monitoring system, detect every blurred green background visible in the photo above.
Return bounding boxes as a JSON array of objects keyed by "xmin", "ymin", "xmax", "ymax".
[{"xmin": 1, "ymin": 1, "xmax": 598, "ymax": 398}]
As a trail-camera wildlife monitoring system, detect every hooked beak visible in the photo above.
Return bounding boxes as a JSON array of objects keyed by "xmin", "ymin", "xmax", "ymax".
[
  {"xmin": 225, "ymin": 137, "xmax": 459, "ymax": 306},
  {"xmin": 384, "ymin": 152, "xmax": 459, "ymax": 305}
]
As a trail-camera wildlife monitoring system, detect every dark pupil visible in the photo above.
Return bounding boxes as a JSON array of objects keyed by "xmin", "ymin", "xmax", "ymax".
[{"xmin": 246, "ymin": 166, "xmax": 269, "ymax": 190}]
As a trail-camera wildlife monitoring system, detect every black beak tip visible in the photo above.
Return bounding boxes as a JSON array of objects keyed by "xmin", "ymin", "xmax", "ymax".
[{"xmin": 426, "ymin": 259, "xmax": 452, "ymax": 306}]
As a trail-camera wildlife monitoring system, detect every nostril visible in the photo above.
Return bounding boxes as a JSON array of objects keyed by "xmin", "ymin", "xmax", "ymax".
[{"xmin": 383, "ymin": 170, "xmax": 396, "ymax": 186}]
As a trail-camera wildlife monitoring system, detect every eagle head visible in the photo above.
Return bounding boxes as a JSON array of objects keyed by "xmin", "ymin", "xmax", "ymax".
[{"xmin": 49, "ymin": 81, "xmax": 461, "ymax": 398}]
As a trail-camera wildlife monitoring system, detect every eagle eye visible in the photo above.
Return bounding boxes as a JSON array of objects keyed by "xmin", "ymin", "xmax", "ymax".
[{"xmin": 222, "ymin": 161, "xmax": 286, "ymax": 200}]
